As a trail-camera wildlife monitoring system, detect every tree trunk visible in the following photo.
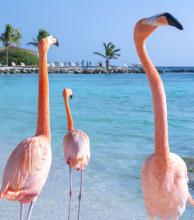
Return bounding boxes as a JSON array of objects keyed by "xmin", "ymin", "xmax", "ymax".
[
  {"xmin": 6, "ymin": 47, "xmax": 9, "ymax": 66},
  {"xmin": 106, "ymin": 59, "xmax": 109, "ymax": 69}
]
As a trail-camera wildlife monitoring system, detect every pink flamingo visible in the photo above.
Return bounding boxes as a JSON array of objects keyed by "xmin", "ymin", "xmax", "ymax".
[
  {"xmin": 0, "ymin": 35, "xmax": 59, "ymax": 220},
  {"xmin": 134, "ymin": 13, "xmax": 194, "ymax": 219},
  {"xmin": 63, "ymin": 88, "xmax": 90, "ymax": 220}
]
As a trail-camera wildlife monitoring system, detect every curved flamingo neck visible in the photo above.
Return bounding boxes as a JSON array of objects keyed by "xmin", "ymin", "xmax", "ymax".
[
  {"xmin": 64, "ymin": 97, "xmax": 74, "ymax": 132},
  {"xmin": 35, "ymin": 47, "xmax": 51, "ymax": 141},
  {"xmin": 134, "ymin": 38, "xmax": 170, "ymax": 159}
]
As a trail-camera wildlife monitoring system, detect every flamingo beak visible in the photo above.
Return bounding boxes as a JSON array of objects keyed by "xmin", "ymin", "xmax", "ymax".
[
  {"xmin": 142, "ymin": 13, "xmax": 183, "ymax": 30},
  {"xmin": 163, "ymin": 13, "xmax": 183, "ymax": 30},
  {"xmin": 54, "ymin": 37, "xmax": 59, "ymax": 47},
  {"xmin": 54, "ymin": 39, "xmax": 59, "ymax": 47},
  {"xmin": 47, "ymin": 35, "xmax": 59, "ymax": 47},
  {"xmin": 70, "ymin": 94, "xmax": 73, "ymax": 99}
]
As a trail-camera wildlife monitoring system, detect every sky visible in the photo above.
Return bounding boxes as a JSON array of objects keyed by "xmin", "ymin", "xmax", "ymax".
[{"xmin": 1, "ymin": 0, "xmax": 194, "ymax": 66}]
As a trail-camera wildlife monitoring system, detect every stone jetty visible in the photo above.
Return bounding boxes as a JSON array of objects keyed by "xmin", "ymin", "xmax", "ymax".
[{"xmin": 0, "ymin": 66, "xmax": 194, "ymax": 74}]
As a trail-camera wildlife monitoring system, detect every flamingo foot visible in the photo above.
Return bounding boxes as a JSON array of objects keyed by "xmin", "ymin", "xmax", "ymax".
[
  {"xmin": 77, "ymin": 170, "xmax": 83, "ymax": 220},
  {"xmin": 68, "ymin": 167, "xmax": 72, "ymax": 220}
]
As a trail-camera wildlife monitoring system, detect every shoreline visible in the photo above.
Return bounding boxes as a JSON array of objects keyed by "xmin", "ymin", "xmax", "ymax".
[{"xmin": 0, "ymin": 66, "xmax": 194, "ymax": 74}]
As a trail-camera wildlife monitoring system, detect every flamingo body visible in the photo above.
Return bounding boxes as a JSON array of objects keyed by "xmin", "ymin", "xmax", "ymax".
[
  {"xmin": 62, "ymin": 88, "xmax": 90, "ymax": 220},
  {"xmin": 134, "ymin": 13, "xmax": 193, "ymax": 219},
  {"xmin": 142, "ymin": 153, "xmax": 189, "ymax": 219},
  {"xmin": 0, "ymin": 36, "xmax": 58, "ymax": 220},
  {"xmin": 0, "ymin": 136, "xmax": 51, "ymax": 204},
  {"xmin": 64, "ymin": 130, "xmax": 90, "ymax": 171}
]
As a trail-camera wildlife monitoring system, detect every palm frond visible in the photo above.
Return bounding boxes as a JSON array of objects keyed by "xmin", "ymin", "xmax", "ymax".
[
  {"xmin": 27, "ymin": 42, "xmax": 38, "ymax": 47},
  {"xmin": 37, "ymin": 29, "xmax": 50, "ymax": 41},
  {"xmin": 107, "ymin": 42, "xmax": 113, "ymax": 49},
  {"xmin": 0, "ymin": 35, "xmax": 4, "ymax": 42},
  {"xmin": 112, "ymin": 48, "xmax": 121, "ymax": 53},
  {"xmin": 26, "ymin": 38, "xmax": 38, "ymax": 47},
  {"xmin": 93, "ymin": 52, "xmax": 106, "ymax": 58},
  {"xmin": 112, "ymin": 56, "xmax": 119, "ymax": 60},
  {"xmin": 0, "ymin": 24, "xmax": 22, "ymax": 47},
  {"xmin": 95, "ymin": 42, "xmax": 121, "ymax": 68},
  {"xmin": 103, "ymin": 42, "xmax": 107, "ymax": 51},
  {"xmin": 110, "ymin": 44, "xmax": 116, "ymax": 51},
  {"xmin": 108, "ymin": 52, "xmax": 120, "ymax": 59}
]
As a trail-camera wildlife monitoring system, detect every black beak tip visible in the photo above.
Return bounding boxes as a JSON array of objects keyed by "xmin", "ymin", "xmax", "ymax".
[
  {"xmin": 163, "ymin": 12, "xmax": 183, "ymax": 30},
  {"xmin": 70, "ymin": 95, "xmax": 73, "ymax": 99},
  {"xmin": 55, "ymin": 40, "xmax": 59, "ymax": 47},
  {"xmin": 53, "ymin": 36, "xmax": 59, "ymax": 46}
]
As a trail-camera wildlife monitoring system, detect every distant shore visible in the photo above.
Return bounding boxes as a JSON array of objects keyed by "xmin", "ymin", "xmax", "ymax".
[{"xmin": 0, "ymin": 66, "xmax": 194, "ymax": 74}]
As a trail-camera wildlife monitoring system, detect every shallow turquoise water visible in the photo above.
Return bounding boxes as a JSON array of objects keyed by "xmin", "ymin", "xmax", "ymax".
[{"xmin": 0, "ymin": 73, "xmax": 194, "ymax": 219}]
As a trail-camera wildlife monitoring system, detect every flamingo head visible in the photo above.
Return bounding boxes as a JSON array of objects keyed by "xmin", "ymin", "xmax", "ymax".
[
  {"xmin": 134, "ymin": 13, "xmax": 183, "ymax": 41},
  {"xmin": 38, "ymin": 35, "xmax": 59, "ymax": 52},
  {"xmin": 63, "ymin": 88, "xmax": 73, "ymax": 99},
  {"xmin": 46, "ymin": 35, "xmax": 59, "ymax": 47}
]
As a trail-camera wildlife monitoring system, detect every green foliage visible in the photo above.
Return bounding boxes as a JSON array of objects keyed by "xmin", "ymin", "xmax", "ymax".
[
  {"xmin": 26, "ymin": 38, "xmax": 38, "ymax": 47},
  {"xmin": 0, "ymin": 24, "xmax": 21, "ymax": 47},
  {"xmin": 0, "ymin": 24, "xmax": 22, "ymax": 66},
  {"xmin": 27, "ymin": 29, "xmax": 50, "ymax": 47},
  {"xmin": 37, "ymin": 29, "xmax": 50, "ymax": 41},
  {"xmin": 0, "ymin": 48, "xmax": 38, "ymax": 66},
  {"xmin": 93, "ymin": 42, "xmax": 121, "ymax": 68}
]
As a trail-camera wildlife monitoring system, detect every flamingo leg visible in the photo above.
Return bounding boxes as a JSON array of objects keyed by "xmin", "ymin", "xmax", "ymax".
[
  {"xmin": 20, "ymin": 203, "xmax": 24, "ymax": 220},
  {"xmin": 26, "ymin": 200, "xmax": 35, "ymax": 220},
  {"xmin": 68, "ymin": 167, "xmax": 72, "ymax": 220},
  {"xmin": 77, "ymin": 170, "xmax": 83, "ymax": 220}
]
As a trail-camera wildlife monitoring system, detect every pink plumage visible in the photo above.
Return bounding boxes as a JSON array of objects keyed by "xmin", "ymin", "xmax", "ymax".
[
  {"xmin": 142, "ymin": 153, "xmax": 189, "ymax": 219},
  {"xmin": 62, "ymin": 88, "xmax": 90, "ymax": 220},
  {"xmin": 134, "ymin": 13, "xmax": 194, "ymax": 219},
  {"xmin": 0, "ymin": 36, "xmax": 59, "ymax": 220},
  {"xmin": 1, "ymin": 136, "xmax": 51, "ymax": 204},
  {"xmin": 64, "ymin": 130, "xmax": 90, "ymax": 171}
]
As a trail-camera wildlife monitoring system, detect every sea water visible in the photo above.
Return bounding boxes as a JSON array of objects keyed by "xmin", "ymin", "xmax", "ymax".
[{"xmin": 0, "ymin": 73, "xmax": 194, "ymax": 220}]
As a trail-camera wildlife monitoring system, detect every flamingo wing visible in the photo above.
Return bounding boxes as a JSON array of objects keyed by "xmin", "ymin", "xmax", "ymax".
[
  {"xmin": 64, "ymin": 130, "xmax": 90, "ymax": 170},
  {"xmin": 1, "ymin": 136, "xmax": 51, "ymax": 202}
]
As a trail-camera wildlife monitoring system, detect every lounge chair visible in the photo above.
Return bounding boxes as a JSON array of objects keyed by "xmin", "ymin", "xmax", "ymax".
[
  {"xmin": 123, "ymin": 63, "xmax": 129, "ymax": 67},
  {"xmin": 11, "ymin": 62, "xmax": 16, "ymax": 67},
  {"xmin": 20, "ymin": 62, "xmax": 25, "ymax": 67},
  {"xmin": 59, "ymin": 63, "xmax": 64, "ymax": 67}
]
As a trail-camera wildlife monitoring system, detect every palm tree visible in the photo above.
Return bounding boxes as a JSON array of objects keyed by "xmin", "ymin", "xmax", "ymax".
[
  {"xmin": 93, "ymin": 42, "xmax": 121, "ymax": 68},
  {"xmin": 0, "ymin": 24, "xmax": 22, "ymax": 66},
  {"xmin": 27, "ymin": 29, "xmax": 50, "ymax": 47}
]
